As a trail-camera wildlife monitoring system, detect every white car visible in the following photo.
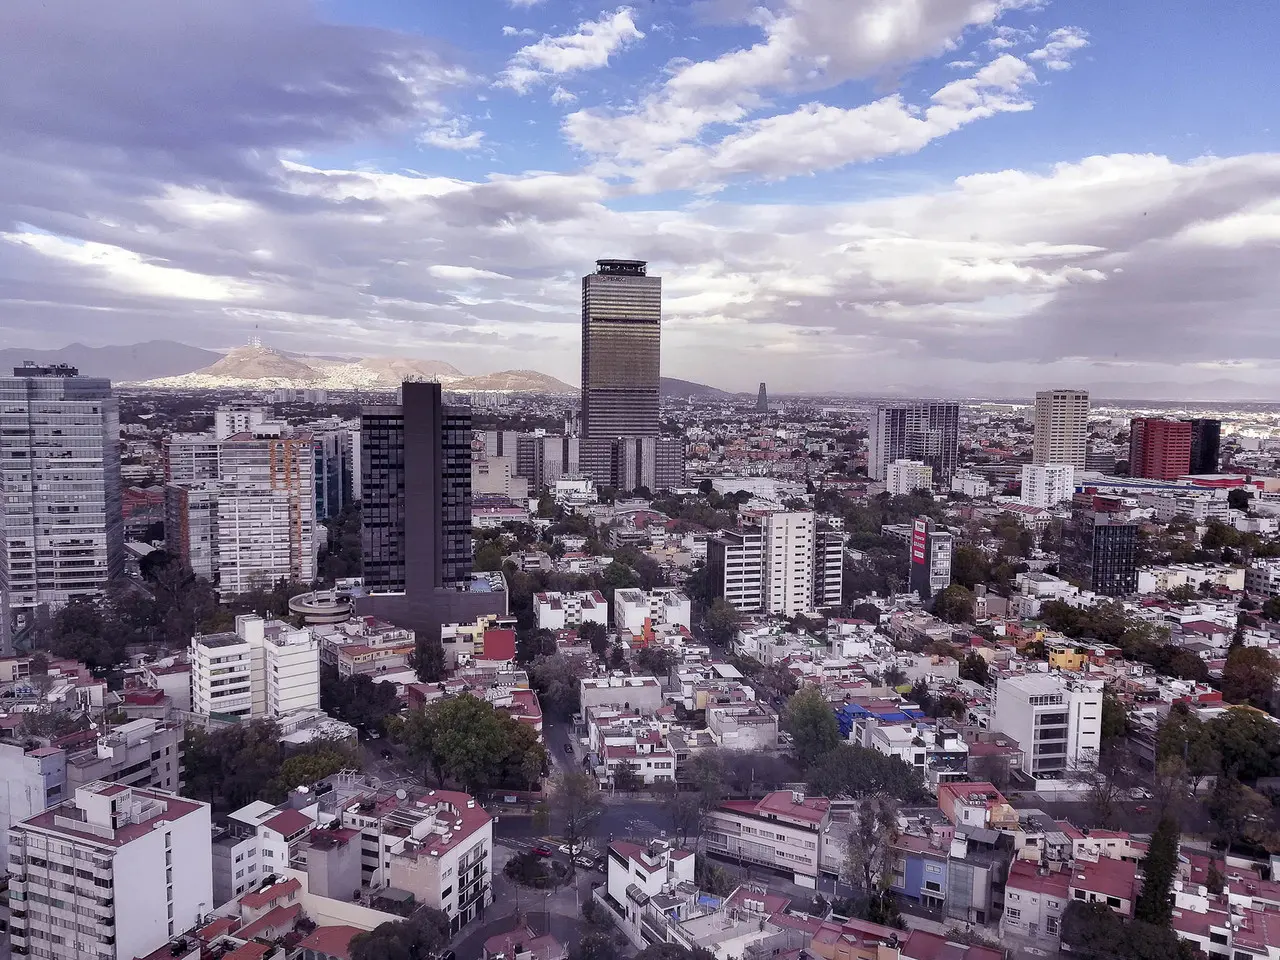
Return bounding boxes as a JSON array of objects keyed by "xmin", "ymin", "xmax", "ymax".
[{"xmin": 558, "ymin": 842, "xmax": 585, "ymax": 856}]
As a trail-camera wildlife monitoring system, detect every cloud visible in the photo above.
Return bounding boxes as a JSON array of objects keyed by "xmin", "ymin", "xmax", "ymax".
[
  {"xmin": 1029, "ymin": 27, "xmax": 1089, "ymax": 71},
  {"xmin": 550, "ymin": 86, "xmax": 578, "ymax": 106},
  {"xmin": 496, "ymin": 7, "xmax": 645, "ymax": 95},
  {"xmin": 420, "ymin": 116, "xmax": 485, "ymax": 151},
  {"xmin": 502, "ymin": 25, "xmax": 537, "ymax": 37},
  {"xmin": 564, "ymin": 0, "xmax": 1045, "ymax": 187},
  {"xmin": 507, "ymin": 0, "xmax": 546, "ymax": 6}
]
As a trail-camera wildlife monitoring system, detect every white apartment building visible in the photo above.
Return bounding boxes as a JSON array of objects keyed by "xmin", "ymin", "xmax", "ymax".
[
  {"xmin": 7, "ymin": 781, "xmax": 213, "ymax": 960},
  {"xmin": 1245, "ymin": 559, "xmax": 1280, "ymax": 599},
  {"xmin": 951, "ymin": 471, "xmax": 992, "ymax": 498},
  {"xmin": 763, "ymin": 510, "xmax": 814, "ymax": 617},
  {"xmin": 1138, "ymin": 492, "xmax": 1231, "ymax": 524},
  {"xmin": 707, "ymin": 527, "xmax": 765, "ymax": 613},
  {"xmin": 613, "ymin": 588, "xmax": 692, "ymax": 634},
  {"xmin": 1033, "ymin": 389, "xmax": 1089, "ymax": 468},
  {"xmin": 606, "ymin": 839, "xmax": 695, "ymax": 935},
  {"xmin": 472, "ymin": 456, "xmax": 529, "ymax": 501},
  {"xmin": 1021, "ymin": 463, "xmax": 1076, "ymax": 509},
  {"xmin": 216, "ymin": 429, "xmax": 315, "ymax": 598},
  {"xmin": 992, "ymin": 673, "xmax": 1103, "ymax": 779},
  {"xmin": 886, "ymin": 459, "xmax": 934, "ymax": 496},
  {"xmin": 164, "ymin": 433, "xmax": 220, "ymax": 484},
  {"xmin": 191, "ymin": 615, "xmax": 320, "ymax": 719},
  {"xmin": 384, "ymin": 790, "xmax": 493, "ymax": 935},
  {"xmin": 703, "ymin": 791, "xmax": 843, "ymax": 888},
  {"xmin": 214, "ymin": 404, "xmax": 270, "ymax": 440},
  {"xmin": 533, "ymin": 591, "xmax": 609, "ymax": 631}
]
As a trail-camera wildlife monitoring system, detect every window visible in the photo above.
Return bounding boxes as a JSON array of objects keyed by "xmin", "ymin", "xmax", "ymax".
[
  {"xmin": 1008, "ymin": 893, "xmax": 1020, "ymax": 902},
  {"xmin": 1006, "ymin": 908, "xmax": 1021, "ymax": 920},
  {"xmin": 1074, "ymin": 890, "xmax": 1086, "ymax": 900},
  {"xmin": 1106, "ymin": 896, "xmax": 1121, "ymax": 908},
  {"xmin": 1047, "ymin": 917, "xmax": 1059, "ymax": 935}
]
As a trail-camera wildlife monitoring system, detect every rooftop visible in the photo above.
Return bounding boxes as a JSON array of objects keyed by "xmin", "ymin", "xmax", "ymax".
[{"xmin": 297, "ymin": 925, "xmax": 364, "ymax": 960}]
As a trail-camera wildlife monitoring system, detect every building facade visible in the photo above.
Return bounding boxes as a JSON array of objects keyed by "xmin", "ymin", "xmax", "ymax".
[
  {"xmin": 581, "ymin": 259, "xmax": 661, "ymax": 443},
  {"xmin": 886, "ymin": 460, "xmax": 934, "ymax": 495},
  {"xmin": 868, "ymin": 402, "xmax": 960, "ymax": 486},
  {"xmin": 992, "ymin": 673, "xmax": 1103, "ymax": 777},
  {"xmin": 0, "ymin": 364, "xmax": 124, "ymax": 647},
  {"xmin": 1187, "ymin": 418, "xmax": 1221, "ymax": 475},
  {"xmin": 7, "ymin": 781, "xmax": 213, "ymax": 960},
  {"xmin": 1061, "ymin": 495, "xmax": 1138, "ymax": 596},
  {"xmin": 909, "ymin": 518, "xmax": 953, "ymax": 601},
  {"xmin": 1033, "ymin": 389, "xmax": 1089, "ymax": 468},
  {"xmin": 763, "ymin": 511, "xmax": 814, "ymax": 617},
  {"xmin": 1020, "ymin": 463, "xmax": 1076, "ymax": 509},
  {"xmin": 163, "ymin": 483, "xmax": 219, "ymax": 582},
  {"xmin": 1129, "ymin": 417, "xmax": 1193, "ymax": 480}
]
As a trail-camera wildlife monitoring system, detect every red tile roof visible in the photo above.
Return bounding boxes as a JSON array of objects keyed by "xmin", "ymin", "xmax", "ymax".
[
  {"xmin": 1006, "ymin": 860, "xmax": 1070, "ymax": 898},
  {"xmin": 481, "ymin": 628, "xmax": 517, "ymax": 662},
  {"xmin": 238, "ymin": 903, "xmax": 301, "ymax": 940},
  {"xmin": 222, "ymin": 944, "xmax": 271, "ymax": 960},
  {"xmin": 1070, "ymin": 857, "xmax": 1137, "ymax": 904},
  {"xmin": 239, "ymin": 877, "xmax": 302, "ymax": 911},
  {"xmin": 298, "ymin": 925, "xmax": 365, "ymax": 960},
  {"xmin": 263, "ymin": 808, "xmax": 314, "ymax": 838}
]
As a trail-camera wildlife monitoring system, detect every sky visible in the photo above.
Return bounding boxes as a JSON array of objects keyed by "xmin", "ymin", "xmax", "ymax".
[{"xmin": 1, "ymin": 0, "xmax": 1279, "ymax": 394}]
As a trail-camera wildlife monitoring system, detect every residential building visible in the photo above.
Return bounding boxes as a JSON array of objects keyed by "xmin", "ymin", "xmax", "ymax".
[
  {"xmin": 534, "ymin": 590, "xmax": 609, "ymax": 631},
  {"xmin": 7, "ymin": 781, "xmax": 213, "ymax": 960},
  {"xmin": 703, "ymin": 790, "xmax": 841, "ymax": 888},
  {"xmin": 1130, "ymin": 417, "xmax": 1194, "ymax": 480},
  {"xmin": 886, "ymin": 460, "xmax": 934, "ymax": 495},
  {"xmin": 190, "ymin": 614, "xmax": 319, "ymax": 719},
  {"xmin": 706, "ymin": 704, "xmax": 779, "ymax": 751},
  {"xmin": 1187, "ymin": 418, "xmax": 1222, "ymax": 475},
  {"xmin": 216, "ymin": 427, "xmax": 316, "ymax": 598},
  {"xmin": 163, "ymin": 482, "xmax": 219, "ymax": 581},
  {"xmin": 578, "ymin": 676, "xmax": 664, "ymax": 712},
  {"xmin": 164, "ymin": 432, "xmax": 220, "ymax": 484},
  {"xmin": 908, "ymin": 517, "xmax": 952, "ymax": 602},
  {"xmin": 1245, "ymin": 559, "xmax": 1280, "ymax": 600},
  {"xmin": 936, "ymin": 782, "xmax": 1018, "ymax": 831},
  {"xmin": 579, "ymin": 259, "xmax": 662, "ymax": 483},
  {"xmin": 483, "ymin": 926, "xmax": 566, "ymax": 960},
  {"xmin": 65, "ymin": 719, "xmax": 184, "ymax": 795},
  {"xmin": 868, "ymin": 722, "xmax": 970, "ymax": 791},
  {"xmin": 1001, "ymin": 859, "xmax": 1071, "ymax": 943},
  {"xmin": 1033, "ymin": 389, "xmax": 1089, "ymax": 468},
  {"xmin": 0, "ymin": 363, "xmax": 124, "ymax": 650},
  {"xmin": 215, "ymin": 404, "xmax": 269, "ymax": 440},
  {"xmin": 471, "ymin": 456, "xmax": 529, "ymax": 501},
  {"xmin": 605, "ymin": 839, "xmax": 695, "ymax": 936},
  {"xmin": 706, "ymin": 527, "xmax": 765, "ymax": 613},
  {"xmin": 951, "ymin": 471, "xmax": 991, "ymax": 498},
  {"xmin": 992, "ymin": 673, "xmax": 1103, "ymax": 778},
  {"xmin": 439, "ymin": 613, "xmax": 518, "ymax": 669},
  {"xmin": 763, "ymin": 511, "xmax": 814, "ymax": 617},
  {"xmin": 868, "ymin": 401, "xmax": 960, "ymax": 486},
  {"xmin": 611, "ymin": 435, "xmax": 685, "ymax": 493},
  {"xmin": 1020, "ymin": 463, "xmax": 1076, "ymax": 508},
  {"xmin": 315, "ymin": 617, "xmax": 416, "ymax": 678},
  {"xmin": 1061, "ymin": 494, "xmax": 1138, "ymax": 596},
  {"xmin": 384, "ymin": 789, "xmax": 493, "ymax": 935},
  {"xmin": 812, "ymin": 528, "xmax": 844, "ymax": 609},
  {"xmin": 0, "ymin": 742, "xmax": 66, "ymax": 864},
  {"xmin": 358, "ymin": 382, "xmax": 507, "ymax": 642},
  {"xmin": 613, "ymin": 588, "xmax": 691, "ymax": 634}
]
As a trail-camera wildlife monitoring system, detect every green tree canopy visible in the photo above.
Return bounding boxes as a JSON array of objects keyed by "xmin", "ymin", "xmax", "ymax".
[
  {"xmin": 807, "ymin": 744, "xmax": 928, "ymax": 802},
  {"xmin": 1222, "ymin": 645, "xmax": 1279, "ymax": 710},
  {"xmin": 784, "ymin": 687, "xmax": 841, "ymax": 765},
  {"xmin": 1134, "ymin": 815, "xmax": 1179, "ymax": 926},
  {"xmin": 392, "ymin": 694, "xmax": 547, "ymax": 791},
  {"xmin": 931, "ymin": 585, "xmax": 976, "ymax": 624}
]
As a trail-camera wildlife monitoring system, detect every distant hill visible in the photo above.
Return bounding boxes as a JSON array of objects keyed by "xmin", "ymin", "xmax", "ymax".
[
  {"xmin": 661, "ymin": 376, "xmax": 731, "ymax": 398},
  {"xmin": 0, "ymin": 341, "xmax": 222, "ymax": 382}
]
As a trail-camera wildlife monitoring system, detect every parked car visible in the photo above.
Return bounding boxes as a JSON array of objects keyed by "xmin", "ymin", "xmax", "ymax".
[
  {"xmin": 563, "ymin": 743, "xmax": 574, "ymax": 754},
  {"xmin": 574, "ymin": 855, "xmax": 595, "ymax": 869},
  {"xmin": 558, "ymin": 842, "xmax": 584, "ymax": 855},
  {"xmin": 531, "ymin": 843, "xmax": 554, "ymax": 857}
]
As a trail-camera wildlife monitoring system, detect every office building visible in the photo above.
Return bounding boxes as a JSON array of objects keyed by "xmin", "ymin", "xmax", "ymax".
[
  {"xmin": 611, "ymin": 435, "xmax": 685, "ymax": 492},
  {"xmin": 359, "ymin": 382, "xmax": 507, "ymax": 641},
  {"xmin": 756, "ymin": 382, "xmax": 768, "ymax": 413},
  {"xmin": 868, "ymin": 401, "xmax": 960, "ymax": 486},
  {"xmin": 313, "ymin": 421, "xmax": 356, "ymax": 520},
  {"xmin": 164, "ymin": 433, "xmax": 220, "ymax": 484},
  {"xmin": 886, "ymin": 459, "xmax": 934, "ymax": 495},
  {"xmin": 7, "ymin": 781, "xmax": 213, "ymax": 960},
  {"xmin": 216, "ymin": 427, "xmax": 315, "ymax": 597},
  {"xmin": 0, "ymin": 364, "xmax": 124, "ymax": 648},
  {"xmin": 1033, "ymin": 389, "xmax": 1089, "ymax": 468},
  {"xmin": 706, "ymin": 528, "xmax": 765, "ymax": 613},
  {"xmin": 909, "ymin": 517, "xmax": 953, "ymax": 601},
  {"xmin": 992, "ymin": 673, "xmax": 1103, "ymax": 777},
  {"xmin": 1020, "ymin": 463, "xmax": 1076, "ymax": 509},
  {"xmin": 190, "ymin": 614, "xmax": 320, "ymax": 719},
  {"xmin": 1129, "ymin": 417, "xmax": 1193, "ymax": 480},
  {"xmin": 1186, "ymin": 418, "xmax": 1221, "ymax": 475},
  {"xmin": 1061, "ymin": 494, "xmax": 1138, "ymax": 596},
  {"xmin": 163, "ymin": 482, "xmax": 219, "ymax": 581},
  {"xmin": 472, "ymin": 456, "xmax": 529, "ymax": 501}
]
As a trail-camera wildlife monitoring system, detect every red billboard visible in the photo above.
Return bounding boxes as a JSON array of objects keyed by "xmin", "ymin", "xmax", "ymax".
[{"xmin": 911, "ymin": 518, "xmax": 928, "ymax": 564}]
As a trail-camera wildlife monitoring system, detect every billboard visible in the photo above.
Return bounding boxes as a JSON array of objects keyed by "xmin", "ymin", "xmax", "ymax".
[{"xmin": 911, "ymin": 517, "xmax": 929, "ymax": 564}]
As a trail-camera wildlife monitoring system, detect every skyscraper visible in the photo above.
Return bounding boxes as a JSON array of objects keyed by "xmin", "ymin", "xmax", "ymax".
[
  {"xmin": 756, "ymin": 382, "xmax": 769, "ymax": 413},
  {"xmin": 0, "ymin": 363, "xmax": 123, "ymax": 650},
  {"xmin": 1033, "ymin": 389, "xmax": 1089, "ymax": 468},
  {"xmin": 578, "ymin": 258, "xmax": 683, "ymax": 490},
  {"xmin": 1129, "ymin": 417, "xmax": 1193, "ymax": 480},
  {"xmin": 1186, "ymin": 418, "xmax": 1222, "ymax": 475},
  {"xmin": 1062, "ymin": 494, "xmax": 1138, "ymax": 596},
  {"xmin": 359, "ymin": 382, "xmax": 506, "ymax": 640},
  {"xmin": 581, "ymin": 259, "xmax": 661, "ymax": 440},
  {"xmin": 867, "ymin": 401, "xmax": 960, "ymax": 486}
]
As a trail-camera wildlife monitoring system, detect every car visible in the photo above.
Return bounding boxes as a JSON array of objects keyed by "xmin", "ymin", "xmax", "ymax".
[
  {"xmin": 531, "ymin": 843, "xmax": 554, "ymax": 857},
  {"xmin": 558, "ymin": 842, "xmax": 584, "ymax": 855},
  {"xmin": 440, "ymin": 951, "xmax": 456, "ymax": 960},
  {"xmin": 1135, "ymin": 804, "xmax": 1149, "ymax": 813},
  {"xmin": 563, "ymin": 743, "xmax": 574, "ymax": 754},
  {"xmin": 574, "ymin": 855, "xmax": 595, "ymax": 869}
]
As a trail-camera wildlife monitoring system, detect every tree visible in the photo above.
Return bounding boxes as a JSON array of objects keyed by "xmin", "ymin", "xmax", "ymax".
[
  {"xmin": 807, "ymin": 744, "xmax": 928, "ymax": 803},
  {"xmin": 1210, "ymin": 706, "xmax": 1280, "ymax": 780},
  {"xmin": 635, "ymin": 645, "xmax": 676, "ymax": 676},
  {"xmin": 578, "ymin": 621, "xmax": 611, "ymax": 661},
  {"xmin": 850, "ymin": 602, "xmax": 881, "ymax": 625},
  {"xmin": 411, "ymin": 634, "xmax": 447, "ymax": 683},
  {"xmin": 706, "ymin": 598, "xmax": 740, "ymax": 645},
  {"xmin": 958, "ymin": 651, "xmax": 990, "ymax": 686},
  {"xmin": 784, "ymin": 687, "xmax": 841, "ymax": 766},
  {"xmin": 951, "ymin": 546, "xmax": 991, "ymax": 590},
  {"xmin": 1222, "ymin": 645, "xmax": 1279, "ymax": 709},
  {"xmin": 843, "ymin": 794, "xmax": 900, "ymax": 921},
  {"xmin": 1100, "ymin": 689, "xmax": 1130, "ymax": 746},
  {"xmin": 1135, "ymin": 815, "xmax": 1179, "ymax": 926},
  {"xmin": 612, "ymin": 759, "xmax": 642, "ymax": 792},
  {"xmin": 1070, "ymin": 752, "xmax": 1133, "ymax": 828},
  {"xmin": 1207, "ymin": 777, "xmax": 1273, "ymax": 851},
  {"xmin": 931, "ymin": 585, "xmax": 975, "ymax": 624},
  {"xmin": 550, "ymin": 770, "xmax": 604, "ymax": 861},
  {"xmin": 321, "ymin": 666, "xmax": 402, "ymax": 735},
  {"xmin": 1229, "ymin": 488, "xmax": 1252, "ymax": 511},
  {"xmin": 571, "ymin": 931, "xmax": 620, "ymax": 960},
  {"xmin": 969, "ymin": 752, "xmax": 1013, "ymax": 791},
  {"xmin": 348, "ymin": 909, "xmax": 450, "ymax": 960},
  {"xmin": 1060, "ymin": 902, "xmax": 1201, "ymax": 960},
  {"xmin": 529, "ymin": 653, "xmax": 583, "ymax": 718}
]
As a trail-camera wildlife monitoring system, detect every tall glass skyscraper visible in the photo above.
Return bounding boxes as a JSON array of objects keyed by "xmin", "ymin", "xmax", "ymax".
[
  {"xmin": 0, "ymin": 363, "xmax": 123, "ymax": 650},
  {"xmin": 581, "ymin": 259, "xmax": 662, "ymax": 439}
]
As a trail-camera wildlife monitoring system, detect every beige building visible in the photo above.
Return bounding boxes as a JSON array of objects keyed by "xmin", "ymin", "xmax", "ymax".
[{"xmin": 1033, "ymin": 389, "xmax": 1089, "ymax": 468}]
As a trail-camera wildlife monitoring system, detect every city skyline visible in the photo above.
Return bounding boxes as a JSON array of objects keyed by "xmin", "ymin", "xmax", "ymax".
[{"xmin": 1, "ymin": 2, "xmax": 1278, "ymax": 394}]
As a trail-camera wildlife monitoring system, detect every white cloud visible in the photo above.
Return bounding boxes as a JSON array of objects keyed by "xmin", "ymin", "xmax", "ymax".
[
  {"xmin": 1028, "ymin": 26, "xmax": 1089, "ymax": 71},
  {"xmin": 550, "ymin": 86, "xmax": 578, "ymax": 105},
  {"xmin": 419, "ymin": 116, "xmax": 485, "ymax": 151},
  {"xmin": 948, "ymin": 59, "xmax": 978, "ymax": 69},
  {"xmin": 507, "ymin": 0, "xmax": 545, "ymax": 7},
  {"xmin": 496, "ymin": 7, "xmax": 644, "ymax": 94},
  {"xmin": 986, "ymin": 25, "xmax": 1036, "ymax": 50},
  {"xmin": 502, "ymin": 25, "xmax": 536, "ymax": 37}
]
